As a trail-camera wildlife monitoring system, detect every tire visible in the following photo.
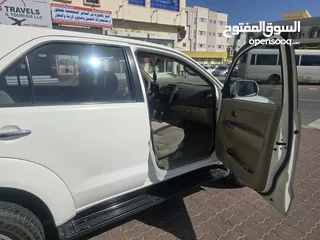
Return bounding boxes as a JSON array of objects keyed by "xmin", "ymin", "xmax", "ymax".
[
  {"xmin": 0, "ymin": 201, "xmax": 45, "ymax": 240},
  {"xmin": 268, "ymin": 74, "xmax": 280, "ymax": 85}
]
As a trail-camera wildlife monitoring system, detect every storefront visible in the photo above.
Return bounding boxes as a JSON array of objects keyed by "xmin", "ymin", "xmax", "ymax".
[{"xmin": 0, "ymin": 0, "xmax": 52, "ymax": 28}]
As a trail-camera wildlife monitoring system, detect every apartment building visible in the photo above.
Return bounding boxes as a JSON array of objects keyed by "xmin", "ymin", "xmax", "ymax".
[
  {"xmin": 177, "ymin": 6, "xmax": 228, "ymax": 64},
  {"xmin": 50, "ymin": 0, "xmax": 186, "ymax": 48}
]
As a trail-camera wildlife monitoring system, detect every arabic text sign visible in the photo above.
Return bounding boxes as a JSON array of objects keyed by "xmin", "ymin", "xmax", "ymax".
[
  {"xmin": 0, "ymin": 0, "xmax": 52, "ymax": 28},
  {"xmin": 51, "ymin": 4, "xmax": 112, "ymax": 28},
  {"xmin": 223, "ymin": 21, "xmax": 301, "ymax": 38}
]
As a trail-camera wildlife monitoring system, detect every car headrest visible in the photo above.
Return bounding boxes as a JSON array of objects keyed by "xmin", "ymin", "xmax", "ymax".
[
  {"xmin": 96, "ymin": 71, "xmax": 119, "ymax": 96},
  {"xmin": 78, "ymin": 70, "xmax": 95, "ymax": 88}
]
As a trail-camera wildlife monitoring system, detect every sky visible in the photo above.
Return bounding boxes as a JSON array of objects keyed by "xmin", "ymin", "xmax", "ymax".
[{"xmin": 187, "ymin": 0, "xmax": 320, "ymax": 25}]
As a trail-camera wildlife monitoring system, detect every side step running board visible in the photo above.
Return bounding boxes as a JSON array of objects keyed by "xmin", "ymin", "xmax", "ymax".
[{"xmin": 58, "ymin": 165, "xmax": 230, "ymax": 240}]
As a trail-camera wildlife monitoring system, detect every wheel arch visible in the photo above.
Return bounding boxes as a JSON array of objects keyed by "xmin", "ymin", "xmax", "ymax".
[{"xmin": 0, "ymin": 158, "xmax": 76, "ymax": 227}]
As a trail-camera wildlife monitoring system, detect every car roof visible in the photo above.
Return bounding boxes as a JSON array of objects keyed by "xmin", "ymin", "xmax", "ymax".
[{"xmin": 0, "ymin": 25, "xmax": 182, "ymax": 59}]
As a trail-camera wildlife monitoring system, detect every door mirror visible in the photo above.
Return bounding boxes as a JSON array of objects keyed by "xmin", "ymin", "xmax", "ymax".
[{"xmin": 232, "ymin": 80, "xmax": 259, "ymax": 97}]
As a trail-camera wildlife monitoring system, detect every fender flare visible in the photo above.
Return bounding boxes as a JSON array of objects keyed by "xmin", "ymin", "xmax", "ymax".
[{"xmin": 0, "ymin": 158, "xmax": 76, "ymax": 226}]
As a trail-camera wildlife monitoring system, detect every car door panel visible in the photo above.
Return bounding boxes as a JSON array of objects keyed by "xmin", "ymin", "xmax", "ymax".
[
  {"xmin": 0, "ymin": 37, "xmax": 151, "ymax": 211},
  {"xmin": 216, "ymin": 35, "xmax": 300, "ymax": 214},
  {"xmin": 216, "ymin": 99, "xmax": 282, "ymax": 191}
]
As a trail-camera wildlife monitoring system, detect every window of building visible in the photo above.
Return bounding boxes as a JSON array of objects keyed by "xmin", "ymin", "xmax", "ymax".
[
  {"xmin": 150, "ymin": 0, "xmax": 179, "ymax": 12},
  {"xmin": 84, "ymin": 0, "xmax": 100, "ymax": 5},
  {"xmin": 309, "ymin": 27, "xmax": 320, "ymax": 38},
  {"xmin": 208, "ymin": 45, "xmax": 211, "ymax": 48},
  {"xmin": 211, "ymin": 45, "xmax": 215, "ymax": 48},
  {"xmin": 198, "ymin": 44, "xmax": 205, "ymax": 48},
  {"xmin": 208, "ymin": 32, "xmax": 212, "ymax": 36},
  {"xmin": 256, "ymin": 54, "xmax": 278, "ymax": 65},
  {"xmin": 210, "ymin": 20, "xmax": 213, "ymax": 24},
  {"xmin": 199, "ymin": 31, "xmax": 206, "ymax": 36},
  {"xmin": 199, "ymin": 17, "xmax": 207, "ymax": 23},
  {"xmin": 183, "ymin": 43, "xmax": 187, "ymax": 47},
  {"xmin": 218, "ymin": 45, "xmax": 224, "ymax": 49},
  {"xmin": 212, "ymin": 32, "xmax": 216, "ymax": 36},
  {"xmin": 219, "ymin": 21, "xmax": 225, "ymax": 25},
  {"xmin": 213, "ymin": 20, "xmax": 216, "ymax": 24},
  {"xmin": 300, "ymin": 55, "xmax": 320, "ymax": 66},
  {"xmin": 218, "ymin": 33, "xmax": 222, "ymax": 37},
  {"xmin": 128, "ymin": 0, "xmax": 145, "ymax": 6},
  {"xmin": 14, "ymin": 43, "xmax": 133, "ymax": 104}
]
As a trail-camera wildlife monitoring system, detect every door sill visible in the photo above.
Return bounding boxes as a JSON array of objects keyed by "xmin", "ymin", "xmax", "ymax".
[{"xmin": 57, "ymin": 165, "xmax": 229, "ymax": 240}]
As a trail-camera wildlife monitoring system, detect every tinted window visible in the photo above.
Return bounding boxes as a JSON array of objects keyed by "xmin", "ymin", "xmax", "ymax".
[
  {"xmin": 295, "ymin": 55, "xmax": 300, "ymax": 65},
  {"xmin": 250, "ymin": 54, "xmax": 256, "ymax": 65},
  {"xmin": 256, "ymin": 54, "xmax": 278, "ymax": 65},
  {"xmin": 27, "ymin": 43, "xmax": 132, "ymax": 104},
  {"xmin": 0, "ymin": 59, "xmax": 32, "ymax": 105},
  {"xmin": 277, "ymin": 54, "xmax": 299, "ymax": 66},
  {"xmin": 300, "ymin": 55, "xmax": 320, "ymax": 66}
]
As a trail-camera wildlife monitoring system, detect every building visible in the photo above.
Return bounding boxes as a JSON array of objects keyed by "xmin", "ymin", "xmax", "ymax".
[
  {"xmin": 176, "ymin": 6, "xmax": 228, "ymax": 64},
  {"xmin": 50, "ymin": 0, "xmax": 187, "ymax": 48}
]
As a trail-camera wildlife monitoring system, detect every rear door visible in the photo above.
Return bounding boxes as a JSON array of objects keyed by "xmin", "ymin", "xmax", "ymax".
[
  {"xmin": 216, "ymin": 36, "xmax": 301, "ymax": 214},
  {"xmin": 0, "ymin": 36, "xmax": 150, "ymax": 210}
]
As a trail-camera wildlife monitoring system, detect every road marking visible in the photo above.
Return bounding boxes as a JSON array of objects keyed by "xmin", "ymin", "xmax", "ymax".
[
  {"xmin": 272, "ymin": 87, "xmax": 280, "ymax": 90},
  {"xmin": 308, "ymin": 119, "xmax": 320, "ymax": 130},
  {"xmin": 308, "ymin": 88, "xmax": 319, "ymax": 90},
  {"xmin": 302, "ymin": 125, "xmax": 313, "ymax": 129}
]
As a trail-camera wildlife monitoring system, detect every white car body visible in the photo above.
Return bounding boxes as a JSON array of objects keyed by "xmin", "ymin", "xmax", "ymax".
[{"xmin": 0, "ymin": 25, "xmax": 300, "ymax": 240}]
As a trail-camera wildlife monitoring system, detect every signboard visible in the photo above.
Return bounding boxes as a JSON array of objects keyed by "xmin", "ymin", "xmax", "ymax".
[
  {"xmin": 51, "ymin": 4, "xmax": 112, "ymax": 28},
  {"xmin": 0, "ymin": 0, "xmax": 52, "ymax": 28}
]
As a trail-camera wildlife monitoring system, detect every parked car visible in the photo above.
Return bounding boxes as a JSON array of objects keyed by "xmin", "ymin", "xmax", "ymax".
[
  {"xmin": 0, "ymin": 25, "xmax": 301, "ymax": 240},
  {"xmin": 212, "ymin": 65, "xmax": 229, "ymax": 76}
]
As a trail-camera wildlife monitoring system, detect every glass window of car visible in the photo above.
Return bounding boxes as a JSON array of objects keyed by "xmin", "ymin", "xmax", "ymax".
[
  {"xmin": 225, "ymin": 45, "xmax": 283, "ymax": 105},
  {"xmin": 136, "ymin": 52, "xmax": 209, "ymax": 86},
  {"xmin": 300, "ymin": 55, "xmax": 320, "ymax": 66},
  {"xmin": 27, "ymin": 43, "xmax": 133, "ymax": 104},
  {"xmin": 0, "ymin": 59, "xmax": 32, "ymax": 105},
  {"xmin": 256, "ymin": 54, "xmax": 278, "ymax": 65}
]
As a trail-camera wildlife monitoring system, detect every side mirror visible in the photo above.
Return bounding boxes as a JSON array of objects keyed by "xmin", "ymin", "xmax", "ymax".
[{"xmin": 232, "ymin": 80, "xmax": 259, "ymax": 97}]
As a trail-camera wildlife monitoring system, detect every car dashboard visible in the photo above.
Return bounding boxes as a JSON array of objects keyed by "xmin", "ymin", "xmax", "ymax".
[{"xmin": 152, "ymin": 82, "xmax": 215, "ymax": 125}]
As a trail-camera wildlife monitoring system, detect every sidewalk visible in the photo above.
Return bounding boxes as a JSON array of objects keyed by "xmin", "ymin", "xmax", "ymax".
[{"xmin": 90, "ymin": 128, "xmax": 320, "ymax": 240}]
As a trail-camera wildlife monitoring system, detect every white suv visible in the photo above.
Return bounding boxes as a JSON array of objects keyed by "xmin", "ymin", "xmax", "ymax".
[{"xmin": 0, "ymin": 25, "xmax": 301, "ymax": 240}]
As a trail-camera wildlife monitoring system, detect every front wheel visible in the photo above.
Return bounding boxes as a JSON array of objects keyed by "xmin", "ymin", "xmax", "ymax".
[
  {"xmin": 0, "ymin": 201, "xmax": 45, "ymax": 240},
  {"xmin": 268, "ymin": 74, "xmax": 280, "ymax": 85}
]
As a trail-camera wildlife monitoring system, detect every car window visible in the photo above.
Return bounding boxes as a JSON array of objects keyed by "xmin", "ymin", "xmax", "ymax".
[
  {"xmin": 226, "ymin": 45, "xmax": 283, "ymax": 105},
  {"xmin": 27, "ymin": 43, "xmax": 133, "ymax": 104},
  {"xmin": 136, "ymin": 52, "xmax": 209, "ymax": 86},
  {"xmin": 0, "ymin": 59, "xmax": 32, "ymax": 106}
]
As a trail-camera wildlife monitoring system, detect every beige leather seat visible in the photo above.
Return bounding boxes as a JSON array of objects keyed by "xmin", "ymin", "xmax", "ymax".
[{"xmin": 151, "ymin": 121, "xmax": 185, "ymax": 159}]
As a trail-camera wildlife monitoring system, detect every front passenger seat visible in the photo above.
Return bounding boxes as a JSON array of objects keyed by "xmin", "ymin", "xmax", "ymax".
[{"xmin": 151, "ymin": 121, "xmax": 185, "ymax": 159}]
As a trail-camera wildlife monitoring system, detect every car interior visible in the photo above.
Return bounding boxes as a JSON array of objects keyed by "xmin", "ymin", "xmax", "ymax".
[{"xmin": 137, "ymin": 52, "xmax": 217, "ymax": 170}]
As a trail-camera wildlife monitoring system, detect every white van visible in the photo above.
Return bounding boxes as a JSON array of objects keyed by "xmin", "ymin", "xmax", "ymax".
[
  {"xmin": 239, "ymin": 48, "xmax": 320, "ymax": 84},
  {"xmin": 0, "ymin": 26, "xmax": 301, "ymax": 240}
]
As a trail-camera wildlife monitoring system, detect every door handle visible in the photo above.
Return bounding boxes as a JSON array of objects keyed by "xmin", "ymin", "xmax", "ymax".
[
  {"xmin": 0, "ymin": 129, "xmax": 31, "ymax": 139},
  {"xmin": 231, "ymin": 110, "xmax": 238, "ymax": 117}
]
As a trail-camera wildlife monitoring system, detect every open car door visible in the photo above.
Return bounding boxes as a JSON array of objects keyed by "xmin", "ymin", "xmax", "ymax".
[{"xmin": 216, "ymin": 35, "xmax": 301, "ymax": 214}]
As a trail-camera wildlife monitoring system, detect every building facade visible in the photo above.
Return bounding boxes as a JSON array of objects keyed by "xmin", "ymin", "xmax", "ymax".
[
  {"xmin": 51, "ymin": 0, "xmax": 186, "ymax": 48},
  {"xmin": 176, "ymin": 6, "xmax": 228, "ymax": 64}
]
